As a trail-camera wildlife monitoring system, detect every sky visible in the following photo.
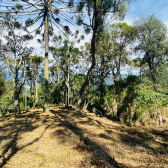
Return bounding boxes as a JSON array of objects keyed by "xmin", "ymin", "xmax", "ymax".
[
  {"xmin": 27, "ymin": 0, "xmax": 168, "ymax": 54},
  {"xmin": 1, "ymin": 0, "xmax": 168, "ymax": 75},
  {"xmin": 121, "ymin": 0, "xmax": 168, "ymax": 75},
  {"xmin": 124, "ymin": 0, "xmax": 168, "ymax": 26}
]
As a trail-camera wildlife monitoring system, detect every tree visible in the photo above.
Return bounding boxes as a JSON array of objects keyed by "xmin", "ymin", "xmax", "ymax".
[
  {"xmin": 70, "ymin": 43, "xmax": 93, "ymax": 108},
  {"xmin": 50, "ymin": 31, "xmax": 83, "ymax": 106},
  {"xmin": 76, "ymin": 0, "xmax": 128, "ymax": 110},
  {"xmin": 78, "ymin": 43, "xmax": 92, "ymax": 76},
  {"xmin": 0, "ymin": 80, "xmax": 13, "ymax": 114},
  {"xmin": 0, "ymin": 72, "xmax": 5, "ymax": 97},
  {"xmin": 26, "ymin": 55, "xmax": 44, "ymax": 107},
  {"xmin": 96, "ymin": 23, "xmax": 137, "ymax": 116},
  {"xmin": 1, "ymin": 16, "xmax": 33, "ymax": 114},
  {"xmin": 0, "ymin": 0, "xmax": 76, "ymax": 112},
  {"xmin": 134, "ymin": 15, "xmax": 168, "ymax": 91}
]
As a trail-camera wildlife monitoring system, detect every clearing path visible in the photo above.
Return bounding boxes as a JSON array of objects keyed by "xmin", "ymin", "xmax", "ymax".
[{"xmin": 0, "ymin": 105, "xmax": 168, "ymax": 168}]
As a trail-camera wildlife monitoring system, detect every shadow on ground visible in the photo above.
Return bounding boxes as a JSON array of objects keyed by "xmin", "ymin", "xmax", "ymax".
[
  {"xmin": 0, "ymin": 110, "xmax": 53, "ymax": 168},
  {"xmin": 0, "ymin": 106, "xmax": 167, "ymax": 168},
  {"xmin": 50, "ymin": 107, "xmax": 168, "ymax": 168},
  {"xmin": 50, "ymin": 108, "xmax": 125, "ymax": 168}
]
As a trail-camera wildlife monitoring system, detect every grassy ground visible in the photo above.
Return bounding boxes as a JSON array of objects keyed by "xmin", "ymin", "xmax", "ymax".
[{"xmin": 0, "ymin": 105, "xmax": 168, "ymax": 168}]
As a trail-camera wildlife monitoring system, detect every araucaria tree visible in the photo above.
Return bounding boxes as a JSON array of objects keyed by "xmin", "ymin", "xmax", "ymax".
[
  {"xmin": 0, "ymin": 0, "xmax": 76, "ymax": 112},
  {"xmin": 26, "ymin": 55, "xmax": 44, "ymax": 107},
  {"xmin": 76, "ymin": 0, "xmax": 129, "ymax": 110},
  {"xmin": 50, "ymin": 31, "xmax": 84, "ymax": 107}
]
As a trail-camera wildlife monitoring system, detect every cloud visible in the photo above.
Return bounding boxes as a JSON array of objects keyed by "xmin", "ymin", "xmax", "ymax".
[{"xmin": 123, "ymin": 17, "xmax": 133, "ymax": 25}]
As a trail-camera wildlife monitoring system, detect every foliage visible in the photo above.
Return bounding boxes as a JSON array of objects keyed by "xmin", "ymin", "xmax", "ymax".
[
  {"xmin": 134, "ymin": 14, "xmax": 168, "ymax": 91},
  {"xmin": 76, "ymin": 0, "xmax": 129, "ymax": 109},
  {"xmin": 50, "ymin": 81, "xmax": 64, "ymax": 104},
  {"xmin": 0, "ymin": 72, "xmax": 5, "ymax": 97},
  {"xmin": 49, "ymin": 32, "xmax": 84, "ymax": 106},
  {"xmin": 95, "ymin": 23, "xmax": 137, "ymax": 117},
  {"xmin": 0, "ymin": 0, "xmax": 168, "ymax": 127},
  {"xmin": 115, "ymin": 75, "xmax": 168, "ymax": 123},
  {"xmin": 135, "ymin": 89, "xmax": 168, "ymax": 118},
  {"xmin": 0, "ymin": 81, "xmax": 13, "ymax": 114},
  {"xmin": 72, "ymin": 74, "xmax": 85, "ymax": 92},
  {"xmin": 71, "ymin": 74, "xmax": 85, "ymax": 104},
  {"xmin": 1, "ymin": 15, "xmax": 34, "ymax": 114},
  {"xmin": 26, "ymin": 55, "xmax": 44, "ymax": 107},
  {"xmin": 137, "ymin": 89, "xmax": 168, "ymax": 105}
]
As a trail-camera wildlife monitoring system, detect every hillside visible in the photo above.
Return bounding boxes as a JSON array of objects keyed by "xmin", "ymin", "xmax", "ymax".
[{"xmin": 0, "ymin": 106, "xmax": 168, "ymax": 168}]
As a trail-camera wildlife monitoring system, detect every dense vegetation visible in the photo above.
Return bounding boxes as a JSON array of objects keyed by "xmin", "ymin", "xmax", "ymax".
[{"xmin": 0, "ymin": 0, "xmax": 168, "ymax": 126}]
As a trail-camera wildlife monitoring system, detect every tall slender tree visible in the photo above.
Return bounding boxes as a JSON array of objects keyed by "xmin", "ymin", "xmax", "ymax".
[
  {"xmin": 50, "ymin": 31, "xmax": 84, "ymax": 106},
  {"xmin": 76, "ymin": 0, "xmax": 129, "ymax": 110},
  {"xmin": 0, "ymin": 0, "xmax": 76, "ymax": 112},
  {"xmin": 26, "ymin": 55, "xmax": 44, "ymax": 107}
]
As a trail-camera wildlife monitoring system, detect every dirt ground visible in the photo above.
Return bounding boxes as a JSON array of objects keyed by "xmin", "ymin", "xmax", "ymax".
[{"xmin": 0, "ymin": 105, "xmax": 168, "ymax": 168}]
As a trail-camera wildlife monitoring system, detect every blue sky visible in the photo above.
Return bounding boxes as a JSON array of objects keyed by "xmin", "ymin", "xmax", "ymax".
[
  {"xmin": 1, "ymin": 0, "xmax": 168, "ymax": 74},
  {"xmin": 25, "ymin": 0, "xmax": 168, "ymax": 75},
  {"xmin": 120, "ymin": 0, "xmax": 168, "ymax": 75},
  {"xmin": 22, "ymin": 0, "xmax": 168, "ymax": 56},
  {"xmin": 124, "ymin": 0, "xmax": 168, "ymax": 25}
]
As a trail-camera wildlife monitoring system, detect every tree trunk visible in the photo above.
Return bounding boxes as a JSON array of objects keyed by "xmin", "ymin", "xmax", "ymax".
[
  {"xmin": 14, "ymin": 66, "xmax": 19, "ymax": 114},
  {"xmin": 14, "ymin": 95, "xmax": 20, "ymax": 115},
  {"xmin": 29, "ymin": 81, "xmax": 33, "ymax": 108},
  {"xmin": 64, "ymin": 89, "xmax": 66, "ymax": 106},
  {"xmin": 14, "ymin": 96, "xmax": 18, "ymax": 114},
  {"xmin": 76, "ymin": 16, "xmax": 98, "ymax": 110},
  {"xmin": 25, "ymin": 86, "xmax": 27, "ymax": 112},
  {"xmin": 83, "ymin": 99, "xmax": 89, "ymax": 110},
  {"xmin": 76, "ymin": 0, "xmax": 100, "ymax": 110},
  {"xmin": 65, "ymin": 64, "xmax": 70, "ymax": 107},
  {"xmin": 100, "ymin": 55, "xmax": 104, "ymax": 98},
  {"xmin": 56, "ymin": 65, "xmax": 61, "ymax": 104},
  {"xmin": 158, "ymin": 104, "xmax": 163, "ymax": 126},
  {"xmin": 57, "ymin": 65, "xmax": 60, "ymax": 84},
  {"xmin": 65, "ymin": 51, "xmax": 72, "ymax": 107},
  {"xmin": 113, "ymin": 78, "xmax": 118, "ymax": 116},
  {"xmin": 65, "ymin": 87, "xmax": 68, "ymax": 107},
  {"xmin": 44, "ymin": 1, "xmax": 50, "ymax": 112},
  {"xmin": 76, "ymin": 63, "xmax": 95, "ymax": 110},
  {"xmin": 35, "ymin": 72, "xmax": 38, "ymax": 107},
  {"xmin": 104, "ymin": 97, "xmax": 112, "ymax": 114},
  {"xmin": 147, "ymin": 56, "xmax": 157, "ymax": 91}
]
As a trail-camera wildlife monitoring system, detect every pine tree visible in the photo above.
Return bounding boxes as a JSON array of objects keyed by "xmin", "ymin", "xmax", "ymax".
[{"xmin": 0, "ymin": 0, "xmax": 76, "ymax": 112}]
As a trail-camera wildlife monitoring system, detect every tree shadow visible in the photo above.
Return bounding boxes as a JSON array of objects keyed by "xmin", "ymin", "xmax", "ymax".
[
  {"xmin": 150, "ymin": 128, "xmax": 168, "ymax": 142},
  {"xmin": 50, "ymin": 108, "xmax": 96, "ymax": 127},
  {"xmin": 51, "ymin": 106, "xmax": 168, "ymax": 167},
  {"xmin": 50, "ymin": 109, "xmax": 124, "ymax": 168},
  {"xmin": 0, "ymin": 110, "xmax": 51, "ymax": 168},
  {"xmin": 118, "ymin": 127, "xmax": 168, "ymax": 156},
  {"xmin": 95, "ymin": 120, "xmax": 106, "ymax": 128}
]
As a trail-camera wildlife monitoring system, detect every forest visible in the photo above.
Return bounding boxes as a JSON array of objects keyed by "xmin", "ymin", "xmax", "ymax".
[{"xmin": 0, "ymin": 0, "xmax": 168, "ymax": 167}]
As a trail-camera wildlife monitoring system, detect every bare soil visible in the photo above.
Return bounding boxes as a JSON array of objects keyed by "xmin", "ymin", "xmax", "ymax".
[{"xmin": 0, "ymin": 105, "xmax": 168, "ymax": 168}]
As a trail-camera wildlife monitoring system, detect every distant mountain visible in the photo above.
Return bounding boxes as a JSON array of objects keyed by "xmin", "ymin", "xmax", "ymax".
[
  {"xmin": 4, "ymin": 70, "xmax": 129, "ymax": 86},
  {"xmin": 105, "ymin": 74, "xmax": 128, "ymax": 85}
]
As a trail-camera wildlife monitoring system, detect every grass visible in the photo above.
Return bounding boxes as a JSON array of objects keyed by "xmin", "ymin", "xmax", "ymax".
[{"xmin": 0, "ymin": 105, "xmax": 168, "ymax": 168}]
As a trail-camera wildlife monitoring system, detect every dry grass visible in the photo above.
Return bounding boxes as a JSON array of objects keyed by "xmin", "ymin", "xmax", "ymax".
[{"xmin": 0, "ymin": 105, "xmax": 168, "ymax": 168}]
